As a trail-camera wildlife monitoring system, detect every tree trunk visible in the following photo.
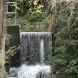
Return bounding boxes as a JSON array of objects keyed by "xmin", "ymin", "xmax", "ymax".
[
  {"xmin": 0, "ymin": 0, "xmax": 6, "ymax": 78},
  {"xmin": 48, "ymin": 13, "xmax": 56, "ymax": 32},
  {"xmin": 47, "ymin": 0, "xmax": 57, "ymax": 78}
]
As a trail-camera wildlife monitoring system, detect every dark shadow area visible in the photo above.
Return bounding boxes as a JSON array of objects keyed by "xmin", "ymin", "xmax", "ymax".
[{"xmin": 10, "ymin": 48, "xmax": 21, "ymax": 67}]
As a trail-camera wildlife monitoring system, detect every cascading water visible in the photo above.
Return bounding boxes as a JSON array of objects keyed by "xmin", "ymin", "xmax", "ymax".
[
  {"xmin": 40, "ymin": 39, "xmax": 44, "ymax": 64},
  {"xmin": 9, "ymin": 32, "xmax": 52, "ymax": 78},
  {"xmin": 17, "ymin": 64, "xmax": 51, "ymax": 78}
]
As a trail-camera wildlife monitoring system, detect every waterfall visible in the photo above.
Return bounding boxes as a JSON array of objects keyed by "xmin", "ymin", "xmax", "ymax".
[
  {"xmin": 40, "ymin": 39, "xmax": 44, "ymax": 64},
  {"xmin": 20, "ymin": 32, "xmax": 52, "ymax": 64},
  {"xmin": 9, "ymin": 32, "xmax": 52, "ymax": 78}
]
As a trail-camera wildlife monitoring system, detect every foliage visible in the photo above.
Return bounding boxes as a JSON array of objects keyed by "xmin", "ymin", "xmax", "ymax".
[
  {"xmin": 52, "ymin": 1, "xmax": 78, "ymax": 77},
  {"xmin": 5, "ymin": 0, "xmax": 78, "ymax": 78},
  {"xmin": 5, "ymin": 46, "xmax": 17, "ymax": 64},
  {"xmin": 16, "ymin": 0, "xmax": 49, "ymax": 31}
]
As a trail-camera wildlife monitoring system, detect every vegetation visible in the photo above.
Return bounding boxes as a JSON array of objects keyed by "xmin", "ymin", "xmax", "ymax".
[
  {"xmin": 52, "ymin": 1, "xmax": 78, "ymax": 77},
  {"xmin": 0, "ymin": 0, "xmax": 78, "ymax": 78}
]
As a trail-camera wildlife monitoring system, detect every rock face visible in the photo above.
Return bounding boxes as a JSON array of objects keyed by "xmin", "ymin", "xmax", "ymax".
[{"xmin": 20, "ymin": 32, "xmax": 52, "ymax": 65}]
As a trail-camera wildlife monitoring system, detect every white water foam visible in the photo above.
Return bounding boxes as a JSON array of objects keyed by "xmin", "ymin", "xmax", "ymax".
[{"xmin": 17, "ymin": 64, "xmax": 51, "ymax": 78}]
